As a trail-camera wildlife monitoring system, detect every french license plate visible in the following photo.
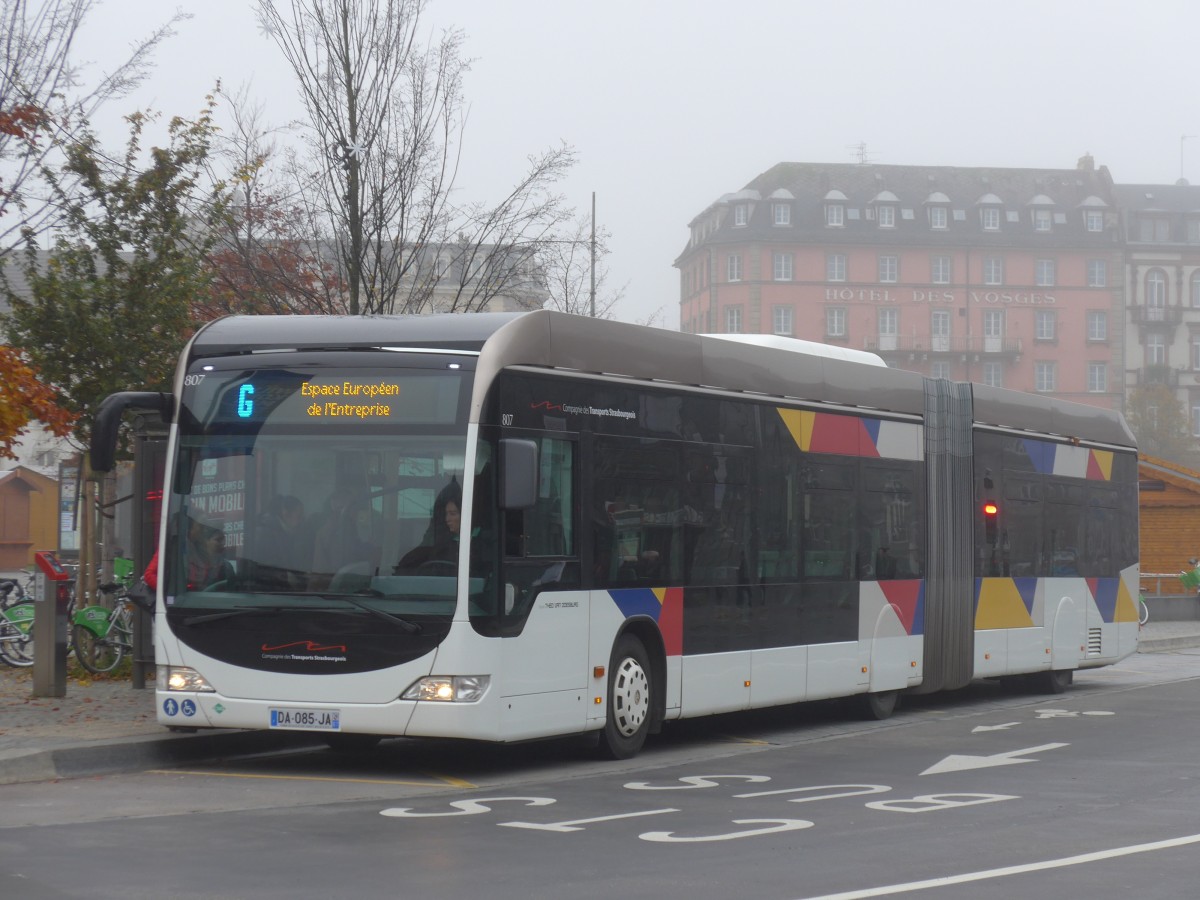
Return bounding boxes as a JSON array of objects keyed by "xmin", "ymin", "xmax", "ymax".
[{"xmin": 269, "ymin": 707, "xmax": 341, "ymax": 731}]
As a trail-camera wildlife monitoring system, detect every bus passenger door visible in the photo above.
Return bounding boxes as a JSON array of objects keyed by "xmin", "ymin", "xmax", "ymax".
[{"xmin": 496, "ymin": 435, "xmax": 587, "ymax": 738}]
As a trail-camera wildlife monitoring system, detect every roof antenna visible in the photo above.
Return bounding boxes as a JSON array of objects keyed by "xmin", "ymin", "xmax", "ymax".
[{"xmin": 849, "ymin": 141, "xmax": 873, "ymax": 165}]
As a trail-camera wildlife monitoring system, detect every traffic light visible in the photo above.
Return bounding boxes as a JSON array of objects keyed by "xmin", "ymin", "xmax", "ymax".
[{"xmin": 983, "ymin": 500, "xmax": 999, "ymax": 544}]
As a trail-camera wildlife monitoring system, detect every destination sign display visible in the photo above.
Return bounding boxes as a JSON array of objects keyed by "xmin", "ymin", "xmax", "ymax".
[{"xmin": 184, "ymin": 369, "xmax": 464, "ymax": 428}]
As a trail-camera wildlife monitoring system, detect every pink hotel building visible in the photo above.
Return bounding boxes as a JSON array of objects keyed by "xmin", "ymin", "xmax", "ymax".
[{"xmin": 676, "ymin": 158, "xmax": 1124, "ymax": 410}]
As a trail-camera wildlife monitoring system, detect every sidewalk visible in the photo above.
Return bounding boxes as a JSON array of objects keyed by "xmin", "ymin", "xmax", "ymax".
[{"xmin": 2, "ymin": 621, "xmax": 1200, "ymax": 786}]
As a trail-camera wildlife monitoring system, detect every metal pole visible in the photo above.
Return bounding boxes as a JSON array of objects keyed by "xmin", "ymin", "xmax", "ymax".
[{"xmin": 590, "ymin": 192, "xmax": 596, "ymax": 318}]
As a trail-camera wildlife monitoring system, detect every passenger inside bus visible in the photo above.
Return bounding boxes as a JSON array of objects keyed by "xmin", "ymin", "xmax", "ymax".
[
  {"xmin": 311, "ymin": 485, "xmax": 381, "ymax": 588},
  {"xmin": 254, "ymin": 495, "xmax": 307, "ymax": 588},
  {"xmin": 395, "ymin": 483, "xmax": 463, "ymax": 573},
  {"xmin": 187, "ymin": 520, "xmax": 234, "ymax": 590}
]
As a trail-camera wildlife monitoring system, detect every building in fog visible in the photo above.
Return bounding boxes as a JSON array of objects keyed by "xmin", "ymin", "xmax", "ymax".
[
  {"xmin": 1112, "ymin": 182, "xmax": 1200, "ymax": 439},
  {"xmin": 676, "ymin": 157, "xmax": 1124, "ymax": 410}
]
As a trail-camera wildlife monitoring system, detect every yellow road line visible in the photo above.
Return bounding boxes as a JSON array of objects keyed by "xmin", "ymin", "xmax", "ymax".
[{"xmin": 147, "ymin": 769, "xmax": 476, "ymax": 788}]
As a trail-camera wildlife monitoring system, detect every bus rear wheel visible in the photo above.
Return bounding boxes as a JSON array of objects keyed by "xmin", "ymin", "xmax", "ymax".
[
  {"xmin": 599, "ymin": 635, "xmax": 652, "ymax": 760},
  {"xmin": 860, "ymin": 689, "xmax": 899, "ymax": 720},
  {"xmin": 1035, "ymin": 669, "xmax": 1073, "ymax": 694}
]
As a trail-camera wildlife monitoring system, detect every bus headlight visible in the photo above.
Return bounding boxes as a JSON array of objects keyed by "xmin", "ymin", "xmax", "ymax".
[
  {"xmin": 160, "ymin": 665, "xmax": 216, "ymax": 693},
  {"xmin": 402, "ymin": 675, "xmax": 490, "ymax": 703}
]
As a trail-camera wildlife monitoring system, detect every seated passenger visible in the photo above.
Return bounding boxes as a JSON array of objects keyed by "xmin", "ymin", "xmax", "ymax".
[{"xmin": 397, "ymin": 489, "xmax": 462, "ymax": 573}]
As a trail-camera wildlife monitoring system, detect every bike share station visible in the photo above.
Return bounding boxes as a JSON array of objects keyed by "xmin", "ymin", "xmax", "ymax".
[{"xmin": 32, "ymin": 550, "xmax": 72, "ymax": 698}]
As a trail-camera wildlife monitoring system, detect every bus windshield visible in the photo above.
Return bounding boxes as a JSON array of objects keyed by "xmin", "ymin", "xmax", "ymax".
[{"xmin": 163, "ymin": 360, "xmax": 473, "ymax": 625}]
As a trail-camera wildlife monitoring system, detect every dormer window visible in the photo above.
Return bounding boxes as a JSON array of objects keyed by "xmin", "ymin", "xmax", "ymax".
[
  {"xmin": 772, "ymin": 202, "xmax": 791, "ymax": 226},
  {"xmin": 871, "ymin": 190, "xmax": 899, "ymax": 229},
  {"xmin": 733, "ymin": 204, "xmax": 748, "ymax": 227},
  {"xmin": 1029, "ymin": 194, "xmax": 1055, "ymax": 232},
  {"xmin": 981, "ymin": 207, "xmax": 1001, "ymax": 230},
  {"xmin": 824, "ymin": 189, "xmax": 847, "ymax": 228},
  {"xmin": 925, "ymin": 192, "xmax": 950, "ymax": 230}
]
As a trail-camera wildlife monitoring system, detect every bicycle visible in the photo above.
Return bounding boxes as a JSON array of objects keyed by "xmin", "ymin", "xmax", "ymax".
[
  {"xmin": 71, "ymin": 559, "xmax": 147, "ymax": 674},
  {"xmin": 0, "ymin": 599, "xmax": 34, "ymax": 667}
]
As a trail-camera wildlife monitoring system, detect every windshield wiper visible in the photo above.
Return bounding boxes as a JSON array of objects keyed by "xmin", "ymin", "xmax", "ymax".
[
  {"xmin": 179, "ymin": 596, "xmax": 421, "ymax": 633},
  {"xmin": 181, "ymin": 605, "xmax": 290, "ymax": 626},
  {"xmin": 315, "ymin": 593, "xmax": 422, "ymax": 634}
]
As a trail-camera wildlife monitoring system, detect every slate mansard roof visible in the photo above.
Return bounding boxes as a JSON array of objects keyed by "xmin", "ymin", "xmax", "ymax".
[{"xmin": 680, "ymin": 161, "xmax": 1119, "ymax": 257}]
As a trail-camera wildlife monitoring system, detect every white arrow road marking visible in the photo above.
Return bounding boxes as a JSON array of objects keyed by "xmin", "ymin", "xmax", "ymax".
[
  {"xmin": 921, "ymin": 742, "xmax": 1069, "ymax": 776},
  {"xmin": 971, "ymin": 722, "xmax": 1021, "ymax": 733}
]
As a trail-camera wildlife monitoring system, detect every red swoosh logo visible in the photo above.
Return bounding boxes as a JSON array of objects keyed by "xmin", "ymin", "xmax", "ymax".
[
  {"xmin": 261, "ymin": 640, "xmax": 347, "ymax": 653},
  {"xmin": 530, "ymin": 400, "xmax": 563, "ymax": 411}
]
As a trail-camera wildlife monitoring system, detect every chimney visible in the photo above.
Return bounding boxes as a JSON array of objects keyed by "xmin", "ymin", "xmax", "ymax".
[{"xmin": 1077, "ymin": 153, "xmax": 1095, "ymax": 172}]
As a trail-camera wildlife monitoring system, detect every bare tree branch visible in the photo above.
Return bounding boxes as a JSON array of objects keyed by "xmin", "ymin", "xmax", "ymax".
[
  {"xmin": 257, "ymin": 0, "xmax": 579, "ymax": 316},
  {"xmin": 0, "ymin": 0, "xmax": 185, "ymax": 254}
]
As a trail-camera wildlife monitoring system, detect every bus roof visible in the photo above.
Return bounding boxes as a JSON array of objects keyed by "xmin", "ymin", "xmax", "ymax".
[{"xmin": 188, "ymin": 311, "xmax": 1135, "ymax": 449}]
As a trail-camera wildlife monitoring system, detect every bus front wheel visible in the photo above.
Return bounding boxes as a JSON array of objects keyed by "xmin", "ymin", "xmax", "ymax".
[{"xmin": 599, "ymin": 635, "xmax": 652, "ymax": 760}]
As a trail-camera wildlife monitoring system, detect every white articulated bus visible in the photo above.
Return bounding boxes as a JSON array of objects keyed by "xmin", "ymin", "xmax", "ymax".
[{"xmin": 92, "ymin": 311, "xmax": 1140, "ymax": 758}]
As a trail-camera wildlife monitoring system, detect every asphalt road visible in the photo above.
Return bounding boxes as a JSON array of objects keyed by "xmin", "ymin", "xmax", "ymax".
[{"xmin": 3, "ymin": 651, "xmax": 1200, "ymax": 900}]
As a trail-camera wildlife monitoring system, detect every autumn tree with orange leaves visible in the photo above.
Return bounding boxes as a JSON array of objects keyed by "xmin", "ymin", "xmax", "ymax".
[{"xmin": 0, "ymin": 346, "xmax": 74, "ymax": 460}]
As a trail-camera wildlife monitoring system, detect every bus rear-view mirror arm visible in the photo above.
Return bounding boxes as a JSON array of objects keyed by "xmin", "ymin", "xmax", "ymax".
[{"xmin": 90, "ymin": 391, "xmax": 175, "ymax": 473}]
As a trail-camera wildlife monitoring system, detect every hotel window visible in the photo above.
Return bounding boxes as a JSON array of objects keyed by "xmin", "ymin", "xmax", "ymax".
[
  {"xmin": 878, "ymin": 255, "xmax": 898, "ymax": 283},
  {"xmin": 1087, "ymin": 362, "xmax": 1107, "ymax": 393},
  {"xmin": 826, "ymin": 204, "xmax": 845, "ymax": 227},
  {"xmin": 1147, "ymin": 269, "xmax": 1167, "ymax": 313},
  {"xmin": 826, "ymin": 307, "xmax": 846, "ymax": 338},
  {"xmin": 1138, "ymin": 218, "xmax": 1170, "ymax": 242},
  {"xmin": 878, "ymin": 309, "xmax": 897, "ymax": 338},
  {"xmin": 773, "ymin": 252, "xmax": 793, "ymax": 281},
  {"xmin": 827, "ymin": 253, "xmax": 846, "ymax": 282},
  {"xmin": 1087, "ymin": 260, "xmax": 1106, "ymax": 288},
  {"xmin": 981, "ymin": 207, "xmax": 1001, "ymax": 231},
  {"xmin": 725, "ymin": 306, "xmax": 742, "ymax": 334},
  {"xmin": 983, "ymin": 309, "xmax": 1005, "ymax": 343},
  {"xmin": 727, "ymin": 254, "xmax": 741, "ymax": 282},
  {"xmin": 1035, "ymin": 258, "xmax": 1056, "ymax": 287},
  {"xmin": 734, "ymin": 204, "xmax": 748, "ymax": 227},
  {"xmin": 983, "ymin": 256, "xmax": 1003, "ymax": 285},
  {"xmin": 878, "ymin": 205, "xmax": 896, "ymax": 228},
  {"xmin": 1035, "ymin": 361, "xmax": 1057, "ymax": 392},
  {"xmin": 1147, "ymin": 332, "xmax": 1166, "ymax": 364},
  {"xmin": 982, "ymin": 362, "xmax": 1003, "ymax": 387},
  {"xmin": 1192, "ymin": 270, "xmax": 1200, "ymax": 307},
  {"xmin": 929, "ymin": 206, "xmax": 948, "ymax": 230},
  {"xmin": 773, "ymin": 203, "xmax": 791, "ymax": 226},
  {"xmin": 773, "ymin": 306, "xmax": 793, "ymax": 336},
  {"xmin": 1034, "ymin": 209, "xmax": 1052, "ymax": 232},
  {"xmin": 931, "ymin": 309, "xmax": 951, "ymax": 350},
  {"xmin": 931, "ymin": 255, "xmax": 952, "ymax": 284},
  {"xmin": 1087, "ymin": 310, "xmax": 1107, "ymax": 341},
  {"xmin": 1086, "ymin": 210, "xmax": 1104, "ymax": 232},
  {"xmin": 1035, "ymin": 310, "xmax": 1056, "ymax": 341}
]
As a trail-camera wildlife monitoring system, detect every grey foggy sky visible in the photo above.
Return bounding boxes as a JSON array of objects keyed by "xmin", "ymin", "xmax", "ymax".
[{"xmin": 77, "ymin": 0, "xmax": 1200, "ymax": 326}]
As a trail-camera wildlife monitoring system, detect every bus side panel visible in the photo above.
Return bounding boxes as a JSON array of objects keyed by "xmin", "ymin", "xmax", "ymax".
[
  {"xmin": 749, "ymin": 646, "xmax": 807, "ymax": 708},
  {"xmin": 682, "ymin": 651, "xmax": 752, "ymax": 715},
  {"xmin": 805, "ymin": 642, "xmax": 861, "ymax": 702}
]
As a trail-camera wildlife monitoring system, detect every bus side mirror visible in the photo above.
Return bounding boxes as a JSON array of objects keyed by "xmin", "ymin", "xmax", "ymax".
[
  {"xmin": 499, "ymin": 438, "xmax": 538, "ymax": 510},
  {"xmin": 90, "ymin": 392, "xmax": 175, "ymax": 473}
]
